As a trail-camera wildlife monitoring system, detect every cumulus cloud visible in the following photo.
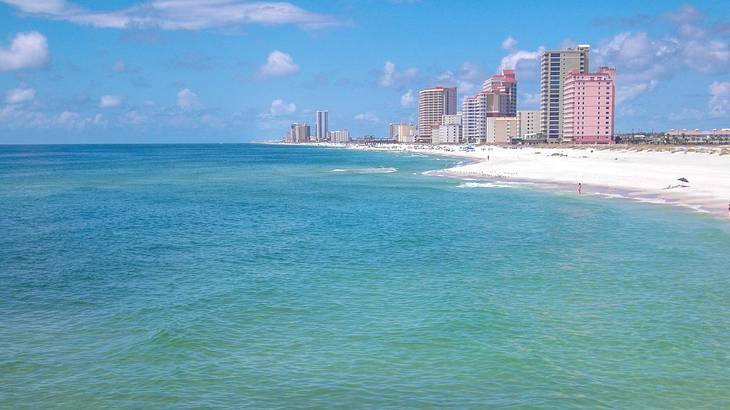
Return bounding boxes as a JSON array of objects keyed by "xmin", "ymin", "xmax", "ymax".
[
  {"xmin": 501, "ymin": 36, "xmax": 517, "ymax": 50},
  {"xmin": 498, "ymin": 47, "xmax": 544, "ymax": 82},
  {"xmin": 400, "ymin": 89, "xmax": 415, "ymax": 108},
  {"xmin": 5, "ymin": 85, "xmax": 36, "ymax": 104},
  {"xmin": 268, "ymin": 98, "xmax": 296, "ymax": 116},
  {"xmin": 354, "ymin": 112, "xmax": 379, "ymax": 122},
  {"xmin": 593, "ymin": 6, "xmax": 730, "ymax": 104},
  {"xmin": 99, "ymin": 95, "xmax": 122, "ymax": 108},
  {"xmin": 377, "ymin": 61, "xmax": 418, "ymax": 88},
  {"xmin": 0, "ymin": 0, "xmax": 342, "ymax": 30},
  {"xmin": 0, "ymin": 31, "xmax": 49, "ymax": 71},
  {"xmin": 436, "ymin": 61, "xmax": 485, "ymax": 95},
  {"xmin": 176, "ymin": 88, "xmax": 200, "ymax": 110},
  {"xmin": 709, "ymin": 81, "xmax": 730, "ymax": 118},
  {"xmin": 258, "ymin": 50, "xmax": 299, "ymax": 77}
]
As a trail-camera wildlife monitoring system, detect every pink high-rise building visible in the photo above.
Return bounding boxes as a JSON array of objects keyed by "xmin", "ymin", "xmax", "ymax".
[{"xmin": 563, "ymin": 66, "xmax": 616, "ymax": 144}]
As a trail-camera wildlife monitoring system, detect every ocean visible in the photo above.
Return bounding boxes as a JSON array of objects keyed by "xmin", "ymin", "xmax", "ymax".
[{"xmin": 1, "ymin": 144, "xmax": 729, "ymax": 408}]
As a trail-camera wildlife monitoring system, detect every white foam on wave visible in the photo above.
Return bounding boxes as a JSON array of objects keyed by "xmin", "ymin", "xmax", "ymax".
[
  {"xmin": 457, "ymin": 182, "xmax": 516, "ymax": 189},
  {"xmin": 330, "ymin": 167, "xmax": 398, "ymax": 174}
]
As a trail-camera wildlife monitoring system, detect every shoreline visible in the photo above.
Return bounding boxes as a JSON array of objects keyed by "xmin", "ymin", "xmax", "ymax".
[{"xmin": 295, "ymin": 142, "xmax": 730, "ymax": 219}]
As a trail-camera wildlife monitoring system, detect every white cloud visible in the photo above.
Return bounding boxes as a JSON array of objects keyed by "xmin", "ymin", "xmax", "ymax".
[
  {"xmin": 499, "ymin": 49, "xmax": 542, "ymax": 71},
  {"xmin": 436, "ymin": 61, "xmax": 484, "ymax": 95},
  {"xmin": 177, "ymin": 88, "xmax": 199, "ymax": 110},
  {"xmin": 268, "ymin": 98, "xmax": 296, "ymax": 116},
  {"xmin": 99, "ymin": 95, "xmax": 122, "ymax": 108},
  {"xmin": 709, "ymin": 81, "xmax": 730, "ymax": 118},
  {"xmin": 125, "ymin": 110, "xmax": 146, "ymax": 124},
  {"xmin": 400, "ymin": 89, "xmax": 415, "ymax": 108},
  {"xmin": 354, "ymin": 112, "xmax": 379, "ymax": 122},
  {"xmin": 377, "ymin": 60, "xmax": 418, "ymax": 88},
  {"xmin": 0, "ymin": 0, "xmax": 342, "ymax": 30},
  {"xmin": 0, "ymin": 31, "xmax": 49, "ymax": 71},
  {"xmin": 501, "ymin": 36, "xmax": 517, "ymax": 50},
  {"xmin": 5, "ymin": 85, "xmax": 36, "ymax": 104},
  {"xmin": 112, "ymin": 60, "xmax": 126, "ymax": 72},
  {"xmin": 258, "ymin": 50, "xmax": 299, "ymax": 77}
]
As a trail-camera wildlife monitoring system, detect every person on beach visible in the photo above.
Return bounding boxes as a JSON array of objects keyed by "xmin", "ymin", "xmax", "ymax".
[{"xmin": 578, "ymin": 183, "xmax": 582, "ymax": 195}]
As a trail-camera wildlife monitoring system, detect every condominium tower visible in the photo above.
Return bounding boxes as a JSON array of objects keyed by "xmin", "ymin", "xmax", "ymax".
[
  {"xmin": 418, "ymin": 86, "xmax": 457, "ymax": 143},
  {"xmin": 563, "ymin": 66, "xmax": 616, "ymax": 144},
  {"xmin": 540, "ymin": 44, "xmax": 590, "ymax": 142},
  {"xmin": 481, "ymin": 69, "xmax": 517, "ymax": 117},
  {"xmin": 316, "ymin": 111, "xmax": 329, "ymax": 142}
]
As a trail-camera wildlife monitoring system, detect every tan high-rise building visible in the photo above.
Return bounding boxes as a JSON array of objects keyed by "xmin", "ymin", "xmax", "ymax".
[
  {"xmin": 540, "ymin": 44, "xmax": 590, "ymax": 142},
  {"xmin": 486, "ymin": 117, "xmax": 519, "ymax": 144},
  {"xmin": 418, "ymin": 86, "xmax": 457, "ymax": 143}
]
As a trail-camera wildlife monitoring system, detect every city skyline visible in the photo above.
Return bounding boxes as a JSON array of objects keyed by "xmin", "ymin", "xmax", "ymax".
[{"xmin": 0, "ymin": 0, "xmax": 729, "ymax": 144}]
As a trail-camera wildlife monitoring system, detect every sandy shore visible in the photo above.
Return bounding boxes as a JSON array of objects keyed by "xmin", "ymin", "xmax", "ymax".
[{"xmin": 310, "ymin": 142, "xmax": 730, "ymax": 218}]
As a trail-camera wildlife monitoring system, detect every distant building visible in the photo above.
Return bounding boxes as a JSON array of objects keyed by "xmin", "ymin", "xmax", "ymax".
[
  {"xmin": 329, "ymin": 130, "xmax": 350, "ymax": 143},
  {"xmin": 389, "ymin": 123, "xmax": 399, "ymax": 140},
  {"xmin": 432, "ymin": 114, "xmax": 462, "ymax": 144},
  {"xmin": 289, "ymin": 123, "xmax": 311, "ymax": 143},
  {"xmin": 486, "ymin": 117, "xmax": 519, "ymax": 144},
  {"xmin": 316, "ymin": 111, "xmax": 329, "ymax": 142},
  {"xmin": 517, "ymin": 110, "xmax": 541, "ymax": 137},
  {"xmin": 563, "ymin": 66, "xmax": 615, "ymax": 144},
  {"xmin": 393, "ymin": 123, "xmax": 417, "ymax": 143},
  {"xmin": 540, "ymin": 44, "xmax": 590, "ymax": 142},
  {"xmin": 418, "ymin": 86, "xmax": 457, "ymax": 143},
  {"xmin": 481, "ymin": 69, "xmax": 517, "ymax": 117}
]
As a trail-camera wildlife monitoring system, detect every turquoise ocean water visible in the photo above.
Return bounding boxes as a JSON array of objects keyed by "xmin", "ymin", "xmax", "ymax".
[{"xmin": 1, "ymin": 144, "xmax": 730, "ymax": 408}]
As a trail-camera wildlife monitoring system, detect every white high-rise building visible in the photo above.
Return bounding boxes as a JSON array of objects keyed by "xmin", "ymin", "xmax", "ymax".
[
  {"xmin": 329, "ymin": 130, "xmax": 350, "ymax": 143},
  {"xmin": 316, "ymin": 111, "xmax": 329, "ymax": 142},
  {"xmin": 418, "ymin": 86, "xmax": 457, "ymax": 143},
  {"xmin": 517, "ymin": 110, "xmax": 541, "ymax": 138}
]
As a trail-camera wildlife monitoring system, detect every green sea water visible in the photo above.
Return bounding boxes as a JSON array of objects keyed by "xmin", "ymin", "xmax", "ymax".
[{"xmin": 1, "ymin": 144, "xmax": 729, "ymax": 408}]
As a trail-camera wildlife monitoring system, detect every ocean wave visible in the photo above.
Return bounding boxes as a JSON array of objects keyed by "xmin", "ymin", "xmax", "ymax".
[
  {"xmin": 329, "ymin": 167, "xmax": 397, "ymax": 174},
  {"xmin": 457, "ymin": 182, "xmax": 516, "ymax": 189}
]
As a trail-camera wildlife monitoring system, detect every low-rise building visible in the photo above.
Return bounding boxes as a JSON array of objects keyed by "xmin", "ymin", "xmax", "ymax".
[{"xmin": 329, "ymin": 130, "xmax": 351, "ymax": 143}]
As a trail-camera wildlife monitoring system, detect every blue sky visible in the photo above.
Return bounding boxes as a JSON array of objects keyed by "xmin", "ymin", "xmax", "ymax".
[{"xmin": 0, "ymin": 0, "xmax": 728, "ymax": 143}]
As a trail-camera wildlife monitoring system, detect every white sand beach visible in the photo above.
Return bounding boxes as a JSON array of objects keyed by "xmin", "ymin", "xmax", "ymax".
[{"xmin": 316, "ymin": 142, "xmax": 730, "ymax": 218}]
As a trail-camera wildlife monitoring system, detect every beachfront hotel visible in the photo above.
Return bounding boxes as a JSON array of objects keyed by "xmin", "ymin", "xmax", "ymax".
[
  {"xmin": 316, "ymin": 111, "xmax": 329, "ymax": 142},
  {"xmin": 329, "ymin": 130, "xmax": 351, "ymax": 143},
  {"xmin": 417, "ymin": 86, "xmax": 457, "ymax": 143},
  {"xmin": 517, "ymin": 110, "xmax": 541, "ymax": 139},
  {"xmin": 461, "ymin": 69, "xmax": 518, "ymax": 144},
  {"xmin": 288, "ymin": 123, "xmax": 311, "ymax": 143},
  {"xmin": 563, "ymin": 66, "xmax": 616, "ymax": 144},
  {"xmin": 540, "ymin": 45, "xmax": 590, "ymax": 142}
]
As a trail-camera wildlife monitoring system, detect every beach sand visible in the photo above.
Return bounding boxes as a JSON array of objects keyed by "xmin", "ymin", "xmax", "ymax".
[{"xmin": 314, "ymin": 142, "xmax": 730, "ymax": 218}]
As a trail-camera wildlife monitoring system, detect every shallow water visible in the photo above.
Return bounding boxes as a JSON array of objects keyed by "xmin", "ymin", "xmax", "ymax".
[{"xmin": 1, "ymin": 144, "xmax": 729, "ymax": 408}]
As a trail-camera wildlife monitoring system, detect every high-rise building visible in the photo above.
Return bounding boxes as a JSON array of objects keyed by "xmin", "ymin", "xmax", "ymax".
[
  {"xmin": 394, "ymin": 123, "xmax": 417, "ymax": 143},
  {"xmin": 563, "ymin": 66, "xmax": 615, "ymax": 144},
  {"xmin": 289, "ymin": 123, "xmax": 310, "ymax": 143},
  {"xmin": 461, "ymin": 70, "xmax": 518, "ymax": 145},
  {"xmin": 486, "ymin": 117, "xmax": 519, "ymax": 144},
  {"xmin": 316, "ymin": 111, "xmax": 328, "ymax": 142},
  {"xmin": 329, "ymin": 130, "xmax": 351, "ymax": 143},
  {"xmin": 462, "ymin": 94, "xmax": 486, "ymax": 144},
  {"xmin": 540, "ymin": 44, "xmax": 590, "ymax": 142},
  {"xmin": 418, "ymin": 86, "xmax": 457, "ymax": 143},
  {"xmin": 389, "ymin": 123, "xmax": 399, "ymax": 140},
  {"xmin": 432, "ymin": 114, "xmax": 462, "ymax": 144},
  {"xmin": 482, "ymin": 69, "xmax": 517, "ymax": 117},
  {"xmin": 517, "ymin": 110, "xmax": 541, "ymax": 137}
]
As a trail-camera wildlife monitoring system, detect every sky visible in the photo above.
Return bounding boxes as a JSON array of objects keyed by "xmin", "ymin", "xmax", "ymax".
[{"xmin": 0, "ymin": 0, "xmax": 729, "ymax": 144}]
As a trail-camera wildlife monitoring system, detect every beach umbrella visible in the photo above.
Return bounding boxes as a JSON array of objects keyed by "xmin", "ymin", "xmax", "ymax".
[{"xmin": 678, "ymin": 177, "xmax": 689, "ymax": 183}]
